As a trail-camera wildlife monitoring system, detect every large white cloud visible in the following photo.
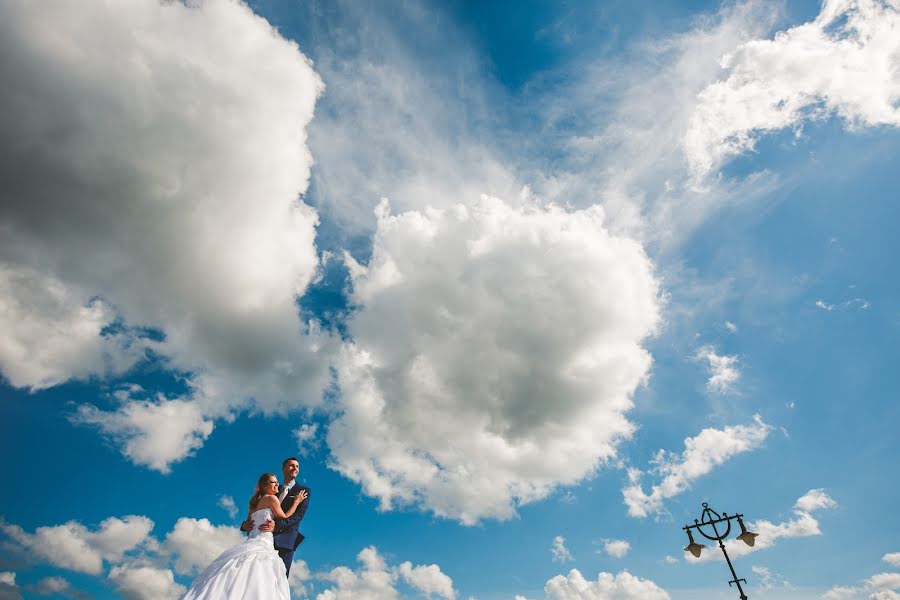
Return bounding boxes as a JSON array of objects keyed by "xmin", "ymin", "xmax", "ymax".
[
  {"xmin": 0, "ymin": 266, "xmax": 151, "ymax": 390},
  {"xmin": 623, "ymin": 415, "xmax": 771, "ymax": 517},
  {"xmin": 331, "ymin": 196, "xmax": 661, "ymax": 523},
  {"xmin": 685, "ymin": 0, "xmax": 900, "ymax": 180},
  {"xmin": 0, "ymin": 0, "xmax": 336, "ymax": 469},
  {"xmin": 0, "ymin": 516, "xmax": 153, "ymax": 575},
  {"xmin": 162, "ymin": 517, "xmax": 245, "ymax": 575},
  {"xmin": 544, "ymin": 569, "xmax": 670, "ymax": 600},
  {"xmin": 316, "ymin": 546, "xmax": 456, "ymax": 600},
  {"xmin": 108, "ymin": 564, "xmax": 185, "ymax": 600}
]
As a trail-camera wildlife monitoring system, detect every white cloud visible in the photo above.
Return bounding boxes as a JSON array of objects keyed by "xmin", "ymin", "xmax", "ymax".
[
  {"xmin": 602, "ymin": 540, "xmax": 630, "ymax": 559},
  {"xmin": 685, "ymin": 0, "xmax": 900, "ymax": 180},
  {"xmin": 544, "ymin": 569, "xmax": 670, "ymax": 600},
  {"xmin": 294, "ymin": 423, "xmax": 321, "ymax": 457},
  {"xmin": 397, "ymin": 561, "xmax": 457, "ymax": 600},
  {"xmin": 868, "ymin": 574, "xmax": 900, "ymax": 592},
  {"xmin": 695, "ymin": 345, "xmax": 740, "ymax": 393},
  {"xmin": 816, "ymin": 298, "xmax": 870, "ymax": 312},
  {"xmin": 552, "ymin": 537, "xmax": 575, "ymax": 564},
  {"xmin": 331, "ymin": 196, "xmax": 661, "ymax": 523},
  {"xmin": 0, "ymin": 266, "xmax": 151, "ymax": 390},
  {"xmin": 751, "ymin": 565, "xmax": 792, "ymax": 590},
  {"xmin": 724, "ymin": 321, "xmax": 738, "ymax": 332},
  {"xmin": 289, "ymin": 559, "xmax": 313, "ymax": 598},
  {"xmin": 663, "ymin": 556, "xmax": 679, "ymax": 565},
  {"xmin": 162, "ymin": 517, "xmax": 244, "ymax": 576},
  {"xmin": 884, "ymin": 554, "xmax": 900, "ymax": 568},
  {"xmin": 108, "ymin": 564, "xmax": 185, "ymax": 600},
  {"xmin": 623, "ymin": 415, "xmax": 771, "ymax": 517},
  {"xmin": 822, "ymin": 586, "xmax": 864, "ymax": 600},
  {"xmin": 690, "ymin": 489, "xmax": 837, "ymax": 563},
  {"xmin": 0, "ymin": 516, "xmax": 153, "ymax": 575},
  {"xmin": 71, "ymin": 391, "xmax": 214, "ymax": 474},
  {"xmin": 217, "ymin": 495, "xmax": 238, "ymax": 520},
  {"xmin": 795, "ymin": 488, "xmax": 839, "ymax": 512},
  {"xmin": 0, "ymin": 0, "xmax": 336, "ymax": 469},
  {"xmin": 315, "ymin": 546, "xmax": 456, "ymax": 600}
]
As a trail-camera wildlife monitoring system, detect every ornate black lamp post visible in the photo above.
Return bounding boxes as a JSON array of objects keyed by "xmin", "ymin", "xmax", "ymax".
[{"xmin": 682, "ymin": 502, "xmax": 759, "ymax": 600}]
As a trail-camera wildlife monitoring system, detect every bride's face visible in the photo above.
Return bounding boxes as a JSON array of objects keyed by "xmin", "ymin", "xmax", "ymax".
[{"xmin": 265, "ymin": 476, "xmax": 279, "ymax": 495}]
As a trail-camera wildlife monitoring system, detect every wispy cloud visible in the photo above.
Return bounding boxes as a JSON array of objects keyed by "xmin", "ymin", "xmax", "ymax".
[
  {"xmin": 816, "ymin": 298, "xmax": 871, "ymax": 312},
  {"xmin": 695, "ymin": 345, "xmax": 741, "ymax": 394},
  {"xmin": 216, "ymin": 496, "xmax": 238, "ymax": 520},
  {"xmin": 602, "ymin": 540, "xmax": 631, "ymax": 559},
  {"xmin": 623, "ymin": 415, "xmax": 771, "ymax": 517},
  {"xmin": 552, "ymin": 536, "xmax": 575, "ymax": 564}
]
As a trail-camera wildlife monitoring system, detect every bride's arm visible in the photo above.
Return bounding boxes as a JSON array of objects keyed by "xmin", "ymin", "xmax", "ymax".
[{"xmin": 261, "ymin": 491, "xmax": 307, "ymax": 520}]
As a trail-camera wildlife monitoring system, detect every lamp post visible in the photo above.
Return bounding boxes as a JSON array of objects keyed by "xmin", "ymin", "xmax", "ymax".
[{"xmin": 682, "ymin": 502, "xmax": 759, "ymax": 600}]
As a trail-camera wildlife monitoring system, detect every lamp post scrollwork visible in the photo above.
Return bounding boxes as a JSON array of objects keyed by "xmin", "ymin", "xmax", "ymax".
[{"xmin": 682, "ymin": 503, "xmax": 759, "ymax": 600}]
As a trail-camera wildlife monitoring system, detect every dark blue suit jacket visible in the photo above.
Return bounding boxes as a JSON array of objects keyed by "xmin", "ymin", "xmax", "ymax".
[{"xmin": 273, "ymin": 483, "xmax": 310, "ymax": 552}]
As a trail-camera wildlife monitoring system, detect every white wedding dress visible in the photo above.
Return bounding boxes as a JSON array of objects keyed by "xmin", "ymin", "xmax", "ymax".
[{"xmin": 182, "ymin": 508, "xmax": 290, "ymax": 600}]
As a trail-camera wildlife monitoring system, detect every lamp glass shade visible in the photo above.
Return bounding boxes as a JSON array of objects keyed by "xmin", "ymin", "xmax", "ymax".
[
  {"xmin": 684, "ymin": 542, "xmax": 705, "ymax": 557},
  {"xmin": 683, "ymin": 530, "xmax": 705, "ymax": 557},
  {"xmin": 737, "ymin": 530, "xmax": 758, "ymax": 547},
  {"xmin": 736, "ymin": 517, "xmax": 759, "ymax": 547}
]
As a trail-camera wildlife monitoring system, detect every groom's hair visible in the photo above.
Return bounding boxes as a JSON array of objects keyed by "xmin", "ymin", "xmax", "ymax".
[{"xmin": 282, "ymin": 456, "xmax": 300, "ymax": 467}]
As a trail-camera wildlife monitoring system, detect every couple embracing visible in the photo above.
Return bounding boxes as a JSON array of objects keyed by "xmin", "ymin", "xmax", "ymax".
[{"xmin": 182, "ymin": 457, "xmax": 311, "ymax": 600}]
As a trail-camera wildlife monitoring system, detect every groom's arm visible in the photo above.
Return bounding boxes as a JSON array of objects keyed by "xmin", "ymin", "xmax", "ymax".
[{"xmin": 274, "ymin": 487, "xmax": 310, "ymax": 533}]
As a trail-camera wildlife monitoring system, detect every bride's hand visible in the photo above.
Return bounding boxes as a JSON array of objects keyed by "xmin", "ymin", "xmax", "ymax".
[{"xmin": 293, "ymin": 489, "xmax": 308, "ymax": 504}]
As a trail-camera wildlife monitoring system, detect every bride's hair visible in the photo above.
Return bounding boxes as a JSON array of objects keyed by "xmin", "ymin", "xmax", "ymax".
[{"xmin": 248, "ymin": 473, "xmax": 276, "ymax": 511}]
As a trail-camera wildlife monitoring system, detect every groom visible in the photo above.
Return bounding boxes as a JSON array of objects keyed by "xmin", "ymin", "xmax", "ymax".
[{"xmin": 242, "ymin": 456, "xmax": 310, "ymax": 575}]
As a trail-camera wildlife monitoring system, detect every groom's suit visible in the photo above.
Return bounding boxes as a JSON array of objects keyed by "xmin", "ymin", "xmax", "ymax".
[{"xmin": 273, "ymin": 482, "xmax": 310, "ymax": 576}]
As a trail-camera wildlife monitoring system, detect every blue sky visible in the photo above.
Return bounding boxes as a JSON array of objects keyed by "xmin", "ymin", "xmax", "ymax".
[{"xmin": 1, "ymin": 0, "xmax": 899, "ymax": 599}]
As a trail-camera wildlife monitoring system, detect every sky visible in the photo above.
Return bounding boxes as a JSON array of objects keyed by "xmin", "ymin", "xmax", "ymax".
[{"xmin": 1, "ymin": 0, "xmax": 899, "ymax": 599}]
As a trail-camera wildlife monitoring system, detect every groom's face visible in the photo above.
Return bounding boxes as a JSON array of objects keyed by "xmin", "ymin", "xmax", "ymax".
[{"xmin": 282, "ymin": 459, "xmax": 299, "ymax": 481}]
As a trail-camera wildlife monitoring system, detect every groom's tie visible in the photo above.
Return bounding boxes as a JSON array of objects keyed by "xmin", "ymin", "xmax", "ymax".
[{"xmin": 278, "ymin": 485, "xmax": 288, "ymax": 502}]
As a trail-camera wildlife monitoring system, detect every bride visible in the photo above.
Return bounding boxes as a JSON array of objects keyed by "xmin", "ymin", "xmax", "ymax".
[{"xmin": 182, "ymin": 473, "xmax": 308, "ymax": 599}]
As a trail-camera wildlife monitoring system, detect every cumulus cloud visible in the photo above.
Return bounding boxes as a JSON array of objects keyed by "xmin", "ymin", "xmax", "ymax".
[
  {"xmin": 0, "ymin": 0, "xmax": 336, "ymax": 469},
  {"xmin": 108, "ymin": 564, "xmax": 185, "ymax": 600},
  {"xmin": 0, "ymin": 266, "xmax": 151, "ymax": 390},
  {"xmin": 623, "ymin": 415, "xmax": 771, "ymax": 517},
  {"xmin": 544, "ymin": 569, "xmax": 670, "ymax": 600},
  {"xmin": 685, "ymin": 0, "xmax": 900, "ymax": 180},
  {"xmin": 396, "ymin": 561, "xmax": 457, "ymax": 600},
  {"xmin": 162, "ymin": 517, "xmax": 244, "ymax": 575},
  {"xmin": 884, "ymin": 554, "xmax": 900, "ymax": 568},
  {"xmin": 316, "ymin": 546, "xmax": 456, "ymax": 600},
  {"xmin": 690, "ymin": 489, "xmax": 837, "ymax": 563},
  {"xmin": 70, "ymin": 389, "xmax": 214, "ymax": 474},
  {"xmin": 331, "ymin": 196, "xmax": 661, "ymax": 523},
  {"xmin": 289, "ymin": 559, "xmax": 313, "ymax": 598},
  {"xmin": 552, "ymin": 537, "xmax": 574, "ymax": 564},
  {"xmin": 602, "ymin": 540, "xmax": 630, "ymax": 559},
  {"xmin": 695, "ymin": 345, "xmax": 740, "ymax": 393},
  {"xmin": 795, "ymin": 488, "xmax": 839, "ymax": 512},
  {"xmin": 0, "ymin": 516, "xmax": 153, "ymax": 575}
]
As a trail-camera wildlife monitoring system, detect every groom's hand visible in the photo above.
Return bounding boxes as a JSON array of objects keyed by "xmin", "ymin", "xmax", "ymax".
[
  {"xmin": 258, "ymin": 518, "xmax": 275, "ymax": 533},
  {"xmin": 240, "ymin": 518, "xmax": 253, "ymax": 535}
]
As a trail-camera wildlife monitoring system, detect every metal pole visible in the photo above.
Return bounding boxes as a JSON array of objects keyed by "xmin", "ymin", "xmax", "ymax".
[{"xmin": 711, "ymin": 518, "xmax": 748, "ymax": 600}]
